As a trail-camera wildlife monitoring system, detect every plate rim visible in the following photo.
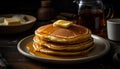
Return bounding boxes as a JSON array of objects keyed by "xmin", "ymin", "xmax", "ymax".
[{"xmin": 17, "ymin": 34, "xmax": 110, "ymax": 63}]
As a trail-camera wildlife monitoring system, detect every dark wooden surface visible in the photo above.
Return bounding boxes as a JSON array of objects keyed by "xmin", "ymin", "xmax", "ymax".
[{"xmin": 0, "ymin": 21, "xmax": 120, "ymax": 69}]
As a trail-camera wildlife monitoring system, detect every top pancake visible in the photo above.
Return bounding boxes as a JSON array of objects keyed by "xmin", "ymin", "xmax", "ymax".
[{"xmin": 35, "ymin": 23, "xmax": 91, "ymax": 44}]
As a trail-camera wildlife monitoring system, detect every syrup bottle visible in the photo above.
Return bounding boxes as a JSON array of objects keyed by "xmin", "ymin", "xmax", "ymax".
[{"xmin": 74, "ymin": 0, "xmax": 107, "ymax": 37}]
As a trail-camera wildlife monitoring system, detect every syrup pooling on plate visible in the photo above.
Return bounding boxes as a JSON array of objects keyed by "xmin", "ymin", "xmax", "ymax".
[{"xmin": 26, "ymin": 42, "xmax": 88, "ymax": 59}]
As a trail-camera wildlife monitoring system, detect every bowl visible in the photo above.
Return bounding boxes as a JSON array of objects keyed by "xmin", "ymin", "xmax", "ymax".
[{"xmin": 0, "ymin": 14, "xmax": 36, "ymax": 34}]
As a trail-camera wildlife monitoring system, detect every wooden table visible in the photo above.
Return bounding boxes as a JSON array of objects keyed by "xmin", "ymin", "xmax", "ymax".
[{"xmin": 0, "ymin": 21, "xmax": 119, "ymax": 69}]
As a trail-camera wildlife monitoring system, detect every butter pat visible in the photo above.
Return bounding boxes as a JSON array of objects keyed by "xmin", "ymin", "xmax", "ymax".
[
  {"xmin": 53, "ymin": 20, "xmax": 73, "ymax": 28},
  {"xmin": 4, "ymin": 17, "xmax": 21, "ymax": 25}
]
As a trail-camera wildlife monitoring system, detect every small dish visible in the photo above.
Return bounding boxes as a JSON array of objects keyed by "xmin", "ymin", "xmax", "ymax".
[
  {"xmin": 17, "ymin": 34, "xmax": 110, "ymax": 64},
  {"xmin": 0, "ymin": 14, "xmax": 36, "ymax": 34}
]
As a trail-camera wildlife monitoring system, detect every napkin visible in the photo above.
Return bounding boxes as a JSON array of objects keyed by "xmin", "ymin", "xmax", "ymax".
[{"xmin": 110, "ymin": 41, "xmax": 120, "ymax": 65}]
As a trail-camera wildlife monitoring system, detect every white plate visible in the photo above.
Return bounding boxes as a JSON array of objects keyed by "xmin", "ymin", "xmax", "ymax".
[{"xmin": 17, "ymin": 35, "xmax": 110, "ymax": 64}]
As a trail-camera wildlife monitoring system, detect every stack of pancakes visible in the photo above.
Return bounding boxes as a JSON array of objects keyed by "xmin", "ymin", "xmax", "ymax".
[{"xmin": 33, "ymin": 20, "xmax": 94, "ymax": 55}]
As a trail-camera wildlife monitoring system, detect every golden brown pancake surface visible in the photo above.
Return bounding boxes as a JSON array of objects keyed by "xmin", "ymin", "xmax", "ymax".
[
  {"xmin": 33, "ymin": 42, "xmax": 95, "ymax": 55},
  {"xmin": 33, "ymin": 35, "xmax": 94, "ymax": 51},
  {"xmin": 35, "ymin": 24, "xmax": 91, "ymax": 44}
]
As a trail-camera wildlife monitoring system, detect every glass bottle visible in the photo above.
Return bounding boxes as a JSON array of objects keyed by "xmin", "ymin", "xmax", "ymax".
[{"xmin": 75, "ymin": 0, "xmax": 106, "ymax": 37}]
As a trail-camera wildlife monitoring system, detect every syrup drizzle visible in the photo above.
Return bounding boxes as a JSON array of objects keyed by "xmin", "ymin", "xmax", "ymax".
[{"xmin": 27, "ymin": 42, "xmax": 87, "ymax": 59}]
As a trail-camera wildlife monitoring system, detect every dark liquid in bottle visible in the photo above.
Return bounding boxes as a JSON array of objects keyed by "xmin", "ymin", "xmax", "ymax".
[{"xmin": 77, "ymin": 9, "xmax": 106, "ymax": 37}]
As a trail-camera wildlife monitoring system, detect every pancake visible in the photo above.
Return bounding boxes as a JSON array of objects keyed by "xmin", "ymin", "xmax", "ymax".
[
  {"xmin": 35, "ymin": 24, "xmax": 91, "ymax": 44},
  {"xmin": 33, "ymin": 42, "xmax": 95, "ymax": 55},
  {"xmin": 32, "ymin": 20, "xmax": 94, "ymax": 56},
  {"xmin": 33, "ymin": 35, "xmax": 94, "ymax": 51}
]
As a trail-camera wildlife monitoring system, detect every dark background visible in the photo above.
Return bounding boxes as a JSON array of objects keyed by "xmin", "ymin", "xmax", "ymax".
[{"xmin": 0, "ymin": 0, "xmax": 119, "ymax": 18}]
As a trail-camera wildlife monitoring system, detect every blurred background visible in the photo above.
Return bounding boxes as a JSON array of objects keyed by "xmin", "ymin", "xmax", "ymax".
[{"xmin": 0, "ymin": 0, "xmax": 119, "ymax": 18}]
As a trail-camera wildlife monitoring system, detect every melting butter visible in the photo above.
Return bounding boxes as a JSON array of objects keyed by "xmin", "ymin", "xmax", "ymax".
[{"xmin": 53, "ymin": 20, "xmax": 73, "ymax": 28}]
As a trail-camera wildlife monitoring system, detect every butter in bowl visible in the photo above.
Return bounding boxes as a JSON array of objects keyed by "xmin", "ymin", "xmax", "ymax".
[{"xmin": 0, "ymin": 14, "xmax": 36, "ymax": 34}]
